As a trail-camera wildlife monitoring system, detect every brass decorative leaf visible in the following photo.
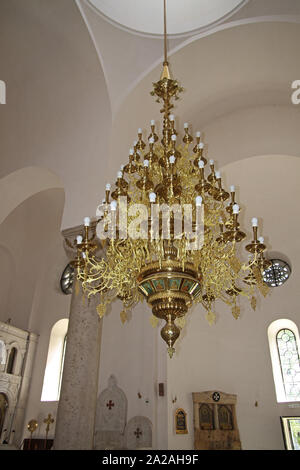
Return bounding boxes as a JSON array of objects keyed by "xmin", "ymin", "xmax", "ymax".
[
  {"xmin": 97, "ymin": 303, "xmax": 106, "ymax": 318},
  {"xmin": 120, "ymin": 310, "xmax": 128, "ymax": 324},
  {"xmin": 232, "ymin": 305, "xmax": 240, "ymax": 320},
  {"xmin": 206, "ymin": 310, "xmax": 216, "ymax": 326}
]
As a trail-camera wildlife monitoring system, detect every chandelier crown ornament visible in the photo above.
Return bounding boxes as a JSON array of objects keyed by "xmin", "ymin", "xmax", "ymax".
[{"xmin": 73, "ymin": 0, "xmax": 275, "ymax": 357}]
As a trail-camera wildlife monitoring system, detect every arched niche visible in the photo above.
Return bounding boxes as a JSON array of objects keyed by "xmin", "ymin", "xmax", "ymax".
[{"xmin": 0, "ymin": 167, "xmax": 65, "ymax": 330}]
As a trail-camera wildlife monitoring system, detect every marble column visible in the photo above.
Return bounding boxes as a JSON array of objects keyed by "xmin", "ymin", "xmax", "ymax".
[{"xmin": 53, "ymin": 284, "xmax": 102, "ymax": 449}]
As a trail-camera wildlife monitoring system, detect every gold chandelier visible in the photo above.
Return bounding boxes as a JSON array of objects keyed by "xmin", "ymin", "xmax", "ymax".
[{"xmin": 73, "ymin": 1, "xmax": 272, "ymax": 357}]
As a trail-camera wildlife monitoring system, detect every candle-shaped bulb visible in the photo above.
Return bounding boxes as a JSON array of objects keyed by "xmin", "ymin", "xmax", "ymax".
[
  {"xmin": 129, "ymin": 148, "xmax": 134, "ymax": 155},
  {"xmin": 195, "ymin": 195, "xmax": 203, "ymax": 207},
  {"xmin": 233, "ymin": 204, "xmax": 240, "ymax": 214},
  {"xmin": 171, "ymin": 134, "xmax": 177, "ymax": 141},
  {"xmin": 258, "ymin": 236, "xmax": 264, "ymax": 244},
  {"xmin": 133, "ymin": 140, "xmax": 137, "ymax": 147},
  {"xmin": 209, "ymin": 159, "xmax": 214, "ymax": 166},
  {"xmin": 138, "ymin": 128, "xmax": 142, "ymax": 134},
  {"xmin": 150, "ymin": 120, "xmax": 155, "ymax": 126},
  {"xmin": 184, "ymin": 122, "xmax": 189, "ymax": 129},
  {"xmin": 169, "ymin": 114, "xmax": 175, "ymax": 121},
  {"xmin": 169, "ymin": 155, "xmax": 175, "ymax": 164},
  {"xmin": 196, "ymin": 131, "xmax": 201, "ymax": 138},
  {"xmin": 84, "ymin": 217, "xmax": 90, "ymax": 227},
  {"xmin": 230, "ymin": 185, "xmax": 235, "ymax": 192},
  {"xmin": 117, "ymin": 171, "xmax": 122, "ymax": 179},
  {"xmin": 149, "ymin": 137, "xmax": 154, "ymax": 144},
  {"xmin": 198, "ymin": 142, "xmax": 204, "ymax": 149},
  {"xmin": 106, "ymin": 183, "xmax": 111, "ymax": 191},
  {"xmin": 215, "ymin": 171, "xmax": 221, "ymax": 179},
  {"xmin": 149, "ymin": 192, "xmax": 156, "ymax": 203},
  {"xmin": 198, "ymin": 160, "xmax": 204, "ymax": 169},
  {"xmin": 76, "ymin": 235, "xmax": 83, "ymax": 245},
  {"xmin": 110, "ymin": 201, "xmax": 117, "ymax": 211},
  {"xmin": 251, "ymin": 217, "xmax": 258, "ymax": 227},
  {"xmin": 143, "ymin": 159, "xmax": 149, "ymax": 167}
]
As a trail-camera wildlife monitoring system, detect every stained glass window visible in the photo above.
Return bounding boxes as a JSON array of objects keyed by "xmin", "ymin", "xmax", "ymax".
[{"xmin": 276, "ymin": 329, "xmax": 300, "ymax": 401}]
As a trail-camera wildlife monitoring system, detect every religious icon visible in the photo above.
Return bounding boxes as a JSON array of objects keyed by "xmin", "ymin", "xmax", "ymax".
[
  {"xmin": 281, "ymin": 416, "xmax": 300, "ymax": 450},
  {"xmin": 175, "ymin": 408, "xmax": 188, "ymax": 434}
]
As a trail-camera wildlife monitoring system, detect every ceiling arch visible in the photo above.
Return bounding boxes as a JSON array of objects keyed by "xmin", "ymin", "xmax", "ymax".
[
  {"xmin": 107, "ymin": 21, "xmax": 300, "ymax": 181},
  {"xmin": 0, "ymin": 167, "xmax": 64, "ymax": 227}
]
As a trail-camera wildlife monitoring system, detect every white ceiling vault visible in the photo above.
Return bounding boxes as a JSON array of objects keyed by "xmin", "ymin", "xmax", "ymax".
[
  {"xmin": 88, "ymin": 0, "xmax": 247, "ymax": 36},
  {"xmin": 1, "ymin": 0, "xmax": 300, "ymax": 229}
]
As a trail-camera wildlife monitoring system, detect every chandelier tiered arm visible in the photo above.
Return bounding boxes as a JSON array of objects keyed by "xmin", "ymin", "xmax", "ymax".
[{"xmin": 72, "ymin": 0, "xmax": 271, "ymax": 357}]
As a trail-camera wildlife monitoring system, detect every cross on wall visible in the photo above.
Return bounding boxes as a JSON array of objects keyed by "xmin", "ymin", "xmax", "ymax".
[
  {"xmin": 134, "ymin": 428, "xmax": 142, "ymax": 439},
  {"xmin": 106, "ymin": 400, "xmax": 114, "ymax": 410}
]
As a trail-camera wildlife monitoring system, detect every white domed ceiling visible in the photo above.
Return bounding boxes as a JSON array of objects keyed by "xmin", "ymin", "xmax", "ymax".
[{"xmin": 88, "ymin": 0, "xmax": 247, "ymax": 36}]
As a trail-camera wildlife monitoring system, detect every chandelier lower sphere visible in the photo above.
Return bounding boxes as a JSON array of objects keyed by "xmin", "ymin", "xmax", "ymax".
[{"xmin": 73, "ymin": 61, "xmax": 272, "ymax": 358}]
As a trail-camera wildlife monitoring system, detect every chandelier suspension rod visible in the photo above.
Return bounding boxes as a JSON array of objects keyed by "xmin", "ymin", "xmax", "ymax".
[{"xmin": 163, "ymin": 0, "xmax": 168, "ymax": 64}]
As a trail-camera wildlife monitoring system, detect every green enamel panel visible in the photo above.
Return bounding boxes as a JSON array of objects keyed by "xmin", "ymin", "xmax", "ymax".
[
  {"xmin": 152, "ymin": 278, "xmax": 166, "ymax": 292},
  {"xmin": 181, "ymin": 278, "xmax": 196, "ymax": 293},
  {"xmin": 142, "ymin": 281, "xmax": 154, "ymax": 295},
  {"xmin": 168, "ymin": 278, "xmax": 182, "ymax": 290}
]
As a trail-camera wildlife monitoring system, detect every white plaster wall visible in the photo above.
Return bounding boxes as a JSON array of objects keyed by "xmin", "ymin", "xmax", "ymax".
[
  {"xmin": 167, "ymin": 155, "xmax": 300, "ymax": 450},
  {"xmin": 98, "ymin": 300, "xmax": 168, "ymax": 449}
]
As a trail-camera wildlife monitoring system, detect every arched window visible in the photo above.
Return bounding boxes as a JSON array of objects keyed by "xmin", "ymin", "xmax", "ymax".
[
  {"xmin": 268, "ymin": 319, "xmax": 300, "ymax": 402},
  {"xmin": 41, "ymin": 319, "xmax": 68, "ymax": 401},
  {"xmin": 58, "ymin": 333, "xmax": 67, "ymax": 397},
  {"xmin": 6, "ymin": 347, "xmax": 17, "ymax": 374},
  {"xmin": 276, "ymin": 329, "xmax": 300, "ymax": 401}
]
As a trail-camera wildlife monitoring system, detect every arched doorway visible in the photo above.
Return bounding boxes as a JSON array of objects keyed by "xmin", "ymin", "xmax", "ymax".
[{"xmin": 0, "ymin": 393, "xmax": 8, "ymax": 438}]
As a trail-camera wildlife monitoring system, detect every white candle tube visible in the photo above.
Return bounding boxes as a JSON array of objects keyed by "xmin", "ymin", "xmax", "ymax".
[
  {"xmin": 110, "ymin": 201, "xmax": 117, "ymax": 211},
  {"xmin": 196, "ymin": 196, "xmax": 203, "ymax": 206},
  {"xmin": 149, "ymin": 192, "xmax": 156, "ymax": 203},
  {"xmin": 233, "ymin": 204, "xmax": 239, "ymax": 214}
]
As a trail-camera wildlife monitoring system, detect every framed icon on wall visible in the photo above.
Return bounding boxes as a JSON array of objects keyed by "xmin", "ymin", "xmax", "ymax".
[{"xmin": 280, "ymin": 416, "xmax": 300, "ymax": 450}]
